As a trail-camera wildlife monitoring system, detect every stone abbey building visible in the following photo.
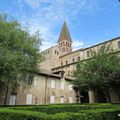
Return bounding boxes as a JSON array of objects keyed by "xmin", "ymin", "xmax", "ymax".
[{"xmin": 0, "ymin": 22, "xmax": 120, "ymax": 105}]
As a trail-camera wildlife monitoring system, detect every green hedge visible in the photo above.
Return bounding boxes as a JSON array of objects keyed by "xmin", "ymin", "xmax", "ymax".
[
  {"xmin": 0, "ymin": 109, "xmax": 120, "ymax": 120},
  {"xmin": 10, "ymin": 104, "xmax": 114, "ymax": 114},
  {"xmin": 0, "ymin": 109, "xmax": 48, "ymax": 120},
  {"xmin": 0, "ymin": 108, "xmax": 120, "ymax": 120}
]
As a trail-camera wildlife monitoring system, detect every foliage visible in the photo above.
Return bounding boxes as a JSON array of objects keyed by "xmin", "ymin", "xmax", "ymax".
[
  {"xmin": 0, "ymin": 14, "xmax": 42, "ymax": 93},
  {"xmin": 0, "ymin": 109, "xmax": 48, "ymax": 120},
  {"xmin": 73, "ymin": 43, "xmax": 120, "ymax": 91},
  {"xmin": 0, "ymin": 104, "xmax": 120, "ymax": 120},
  {"xmin": 6, "ymin": 104, "xmax": 114, "ymax": 114}
]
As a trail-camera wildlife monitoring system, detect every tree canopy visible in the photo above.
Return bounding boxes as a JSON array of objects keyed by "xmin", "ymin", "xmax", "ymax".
[
  {"xmin": 0, "ymin": 14, "xmax": 42, "ymax": 104},
  {"xmin": 73, "ymin": 43, "xmax": 120, "ymax": 99}
]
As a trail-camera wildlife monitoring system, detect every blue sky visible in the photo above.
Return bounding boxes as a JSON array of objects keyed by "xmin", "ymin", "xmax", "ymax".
[{"xmin": 0, "ymin": 0, "xmax": 120, "ymax": 51}]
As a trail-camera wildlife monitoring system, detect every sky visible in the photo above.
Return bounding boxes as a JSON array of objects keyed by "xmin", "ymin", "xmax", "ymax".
[{"xmin": 0, "ymin": 0, "xmax": 120, "ymax": 51}]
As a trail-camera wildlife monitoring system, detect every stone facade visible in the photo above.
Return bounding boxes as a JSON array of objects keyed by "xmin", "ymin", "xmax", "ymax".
[
  {"xmin": 16, "ymin": 73, "xmax": 76, "ymax": 105},
  {"xmin": 1, "ymin": 21, "xmax": 120, "ymax": 105}
]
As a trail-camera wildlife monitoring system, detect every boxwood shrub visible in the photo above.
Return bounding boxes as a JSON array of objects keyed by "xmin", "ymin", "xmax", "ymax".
[
  {"xmin": 0, "ymin": 105, "xmax": 120, "ymax": 120},
  {"xmin": 10, "ymin": 104, "xmax": 113, "ymax": 114},
  {"xmin": 0, "ymin": 109, "xmax": 48, "ymax": 120}
]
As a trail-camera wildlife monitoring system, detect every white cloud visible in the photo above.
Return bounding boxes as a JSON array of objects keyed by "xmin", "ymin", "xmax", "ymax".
[
  {"xmin": 17, "ymin": 0, "xmax": 100, "ymax": 50},
  {"xmin": 72, "ymin": 40, "xmax": 84, "ymax": 51}
]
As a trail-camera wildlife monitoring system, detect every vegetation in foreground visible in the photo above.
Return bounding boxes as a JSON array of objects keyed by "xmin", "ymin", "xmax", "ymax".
[{"xmin": 0, "ymin": 104, "xmax": 120, "ymax": 120}]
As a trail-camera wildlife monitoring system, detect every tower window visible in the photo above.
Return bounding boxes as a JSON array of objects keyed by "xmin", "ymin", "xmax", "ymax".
[
  {"xmin": 66, "ymin": 42, "xmax": 68, "ymax": 46},
  {"xmin": 118, "ymin": 41, "xmax": 120, "ymax": 48},
  {"xmin": 72, "ymin": 58, "xmax": 75, "ymax": 63},
  {"xmin": 62, "ymin": 48, "xmax": 65, "ymax": 52}
]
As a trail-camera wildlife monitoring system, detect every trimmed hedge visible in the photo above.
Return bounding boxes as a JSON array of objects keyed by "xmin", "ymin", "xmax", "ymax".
[
  {"xmin": 10, "ymin": 104, "xmax": 114, "ymax": 114},
  {"xmin": 0, "ymin": 104, "xmax": 120, "ymax": 120},
  {"xmin": 0, "ymin": 107, "xmax": 120, "ymax": 120},
  {"xmin": 0, "ymin": 109, "xmax": 48, "ymax": 120}
]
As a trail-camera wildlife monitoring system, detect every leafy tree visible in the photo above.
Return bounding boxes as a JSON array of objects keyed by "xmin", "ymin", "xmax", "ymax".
[
  {"xmin": 0, "ymin": 14, "xmax": 42, "ymax": 105},
  {"xmin": 73, "ymin": 43, "xmax": 120, "ymax": 103}
]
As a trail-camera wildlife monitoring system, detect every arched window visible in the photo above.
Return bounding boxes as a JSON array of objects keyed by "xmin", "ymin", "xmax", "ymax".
[
  {"xmin": 72, "ymin": 58, "xmax": 75, "ymax": 63},
  {"xmin": 78, "ymin": 56, "xmax": 80, "ymax": 60}
]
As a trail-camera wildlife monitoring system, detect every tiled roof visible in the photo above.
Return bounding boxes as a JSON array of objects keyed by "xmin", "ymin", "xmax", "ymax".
[{"xmin": 57, "ymin": 21, "xmax": 72, "ymax": 43}]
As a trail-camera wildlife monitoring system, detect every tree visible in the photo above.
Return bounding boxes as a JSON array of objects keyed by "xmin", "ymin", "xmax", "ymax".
[
  {"xmin": 0, "ymin": 14, "xmax": 42, "ymax": 105},
  {"xmin": 73, "ymin": 43, "xmax": 120, "ymax": 103}
]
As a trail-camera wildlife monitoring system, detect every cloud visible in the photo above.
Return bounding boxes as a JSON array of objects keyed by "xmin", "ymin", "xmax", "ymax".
[
  {"xmin": 72, "ymin": 40, "xmax": 84, "ymax": 51},
  {"xmin": 16, "ymin": 0, "xmax": 100, "ymax": 50}
]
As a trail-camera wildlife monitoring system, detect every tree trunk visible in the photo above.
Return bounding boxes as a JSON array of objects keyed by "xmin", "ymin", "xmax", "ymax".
[
  {"xmin": 4, "ymin": 80, "xmax": 9, "ymax": 105},
  {"xmin": 104, "ymin": 89, "xmax": 111, "ymax": 103},
  {"xmin": 109, "ymin": 88, "xmax": 120, "ymax": 103},
  {"xmin": 88, "ymin": 89, "xmax": 95, "ymax": 103}
]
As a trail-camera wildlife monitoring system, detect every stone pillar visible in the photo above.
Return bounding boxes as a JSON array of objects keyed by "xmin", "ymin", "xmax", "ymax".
[{"xmin": 88, "ymin": 89, "xmax": 95, "ymax": 103}]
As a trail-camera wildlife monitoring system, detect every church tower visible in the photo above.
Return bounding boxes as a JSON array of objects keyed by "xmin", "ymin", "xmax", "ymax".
[{"xmin": 57, "ymin": 22, "xmax": 72, "ymax": 56}]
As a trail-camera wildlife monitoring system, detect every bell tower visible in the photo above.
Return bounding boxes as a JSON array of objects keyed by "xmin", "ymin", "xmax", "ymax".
[{"xmin": 57, "ymin": 22, "xmax": 72, "ymax": 56}]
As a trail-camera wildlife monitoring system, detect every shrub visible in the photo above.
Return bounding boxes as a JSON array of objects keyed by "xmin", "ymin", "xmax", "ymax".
[
  {"xmin": 0, "ymin": 109, "xmax": 48, "ymax": 120},
  {"xmin": 10, "ymin": 104, "xmax": 113, "ymax": 114},
  {"xmin": 0, "ymin": 104, "xmax": 120, "ymax": 120}
]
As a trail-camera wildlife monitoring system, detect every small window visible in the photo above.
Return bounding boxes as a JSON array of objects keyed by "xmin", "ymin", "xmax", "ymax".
[
  {"xmin": 118, "ymin": 41, "xmax": 120, "ymax": 48},
  {"xmin": 78, "ymin": 56, "xmax": 80, "ymax": 60},
  {"xmin": 66, "ymin": 61, "xmax": 68, "ymax": 65},
  {"xmin": 72, "ymin": 58, "xmax": 75, "ymax": 63},
  {"xmin": 69, "ymin": 97, "xmax": 72, "ymax": 103},
  {"xmin": 51, "ymin": 80, "xmax": 55, "ymax": 88},
  {"xmin": 61, "ymin": 62, "xmax": 63, "ymax": 66},
  {"xmin": 68, "ymin": 71, "xmax": 70, "ymax": 75},
  {"xmin": 27, "ymin": 75, "xmax": 34, "ymax": 85},
  {"xmin": 50, "ymin": 96, "xmax": 55, "ymax": 104},
  {"xmin": 60, "ymin": 96, "xmax": 64, "ymax": 103},
  {"xmin": 55, "ymin": 50, "xmax": 57, "ymax": 54},
  {"xmin": 26, "ymin": 94, "xmax": 32, "ymax": 105},
  {"xmin": 34, "ymin": 80, "xmax": 37, "ymax": 86},
  {"xmin": 69, "ymin": 84, "xmax": 73, "ymax": 91},
  {"xmin": 61, "ymin": 81, "xmax": 64, "ymax": 90},
  {"xmin": 87, "ymin": 51, "xmax": 90, "ymax": 57}
]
